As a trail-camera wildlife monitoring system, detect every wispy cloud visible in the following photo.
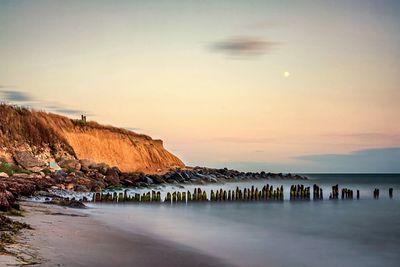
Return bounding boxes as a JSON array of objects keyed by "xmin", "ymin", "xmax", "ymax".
[
  {"xmin": 211, "ymin": 36, "xmax": 278, "ymax": 56},
  {"xmin": 0, "ymin": 88, "xmax": 34, "ymax": 102},
  {"xmin": 213, "ymin": 137, "xmax": 274, "ymax": 144},
  {"xmin": 0, "ymin": 86, "xmax": 91, "ymax": 117},
  {"xmin": 321, "ymin": 132, "xmax": 400, "ymax": 140},
  {"xmin": 294, "ymin": 147, "xmax": 400, "ymax": 173}
]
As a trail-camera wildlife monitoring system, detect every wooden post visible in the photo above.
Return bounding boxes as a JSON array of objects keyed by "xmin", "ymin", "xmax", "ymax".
[
  {"xmin": 202, "ymin": 191, "xmax": 207, "ymax": 201},
  {"xmin": 389, "ymin": 188, "xmax": 393, "ymax": 198}
]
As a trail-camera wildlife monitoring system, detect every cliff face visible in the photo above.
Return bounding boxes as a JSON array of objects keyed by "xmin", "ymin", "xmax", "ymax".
[{"xmin": 0, "ymin": 104, "xmax": 184, "ymax": 173}]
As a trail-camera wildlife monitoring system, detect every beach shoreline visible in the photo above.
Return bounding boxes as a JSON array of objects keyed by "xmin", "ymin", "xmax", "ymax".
[{"xmin": 3, "ymin": 202, "xmax": 233, "ymax": 267}]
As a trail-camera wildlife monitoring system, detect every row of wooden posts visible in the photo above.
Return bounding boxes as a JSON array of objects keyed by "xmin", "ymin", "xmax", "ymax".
[{"xmin": 91, "ymin": 185, "xmax": 395, "ymax": 203}]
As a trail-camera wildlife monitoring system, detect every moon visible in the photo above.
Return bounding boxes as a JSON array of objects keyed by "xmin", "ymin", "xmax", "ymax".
[{"xmin": 284, "ymin": 71, "xmax": 290, "ymax": 77}]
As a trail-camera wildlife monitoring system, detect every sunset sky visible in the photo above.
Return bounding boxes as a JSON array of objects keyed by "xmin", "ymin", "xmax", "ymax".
[{"xmin": 1, "ymin": 0, "xmax": 399, "ymax": 172}]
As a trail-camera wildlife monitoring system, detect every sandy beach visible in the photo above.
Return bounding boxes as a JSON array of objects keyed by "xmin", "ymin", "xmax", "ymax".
[{"xmin": 4, "ymin": 202, "xmax": 233, "ymax": 267}]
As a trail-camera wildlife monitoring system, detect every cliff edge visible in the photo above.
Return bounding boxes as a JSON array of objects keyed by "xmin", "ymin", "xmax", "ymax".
[{"xmin": 0, "ymin": 104, "xmax": 184, "ymax": 173}]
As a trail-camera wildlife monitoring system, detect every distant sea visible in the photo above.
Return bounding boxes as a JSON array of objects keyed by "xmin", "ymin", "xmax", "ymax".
[{"xmin": 84, "ymin": 174, "xmax": 400, "ymax": 267}]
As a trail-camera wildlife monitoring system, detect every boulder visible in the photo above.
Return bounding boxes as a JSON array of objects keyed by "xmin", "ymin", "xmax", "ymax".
[
  {"xmin": 104, "ymin": 167, "xmax": 120, "ymax": 186},
  {"xmin": 91, "ymin": 163, "xmax": 109, "ymax": 175},
  {"xmin": 0, "ymin": 172, "xmax": 9, "ymax": 178},
  {"xmin": 13, "ymin": 151, "xmax": 46, "ymax": 170},
  {"xmin": 79, "ymin": 159, "xmax": 96, "ymax": 172},
  {"xmin": 0, "ymin": 191, "xmax": 10, "ymax": 211},
  {"xmin": 49, "ymin": 161, "xmax": 61, "ymax": 171},
  {"xmin": 58, "ymin": 159, "xmax": 81, "ymax": 171}
]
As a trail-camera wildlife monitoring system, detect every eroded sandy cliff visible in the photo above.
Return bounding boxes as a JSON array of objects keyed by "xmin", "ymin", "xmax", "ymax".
[{"xmin": 0, "ymin": 104, "xmax": 184, "ymax": 173}]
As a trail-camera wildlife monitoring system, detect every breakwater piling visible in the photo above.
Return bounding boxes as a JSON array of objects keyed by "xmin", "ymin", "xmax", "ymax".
[
  {"xmin": 389, "ymin": 188, "xmax": 393, "ymax": 198},
  {"xmin": 312, "ymin": 184, "xmax": 323, "ymax": 200},
  {"xmin": 90, "ymin": 184, "xmax": 375, "ymax": 204},
  {"xmin": 341, "ymin": 188, "xmax": 354, "ymax": 199},
  {"xmin": 330, "ymin": 184, "xmax": 339, "ymax": 199},
  {"xmin": 290, "ymin": 184, "xmax": 310, "ymax": 200},
  {"xmin": 373, "ymin": 188, "xmax": 380, "ymax": 199}
]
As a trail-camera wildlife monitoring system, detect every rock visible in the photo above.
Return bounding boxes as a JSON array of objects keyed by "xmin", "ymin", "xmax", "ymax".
[
  {"xmin": 74, "ymin": 185, "xmax": 89, "ymax": 192},
  {"xmin": 0, "ymin": 191, "xmax": 10, "ymax": 211},
  {"xmin": 46, "ymin": 198, "xmax": 86, "ymax": 209},
  {"xmin": 58, "ymin": 159, "xmax": 81, "ymax": 171},
  {"xmin": 49, "ymin": 161, "xmax": 61, "ymax": 171},
  {"xmin": 79, "ymin": 159, "xmax": 95, "ymax": 170},
  {"xmin": 13, "ymin": 151, "xmax": 46, "ymax": 170},
  {"xmin": 91, "ymin": 163, "xmax": 109, "ymax": 175},
  {"xmin": 168, "ymin": 172, "xmax": 185, "ymax": 183},
  {"xmin": 145, "ymin": 177, "xmax": 154, "ymax": 184},
  {"xmin": 104, "ymin": 167, "xmax": 120, "ymax": 186},
  {"xmin": 0, "ymin": 172, "xmax": 9, "ymax": 178}
]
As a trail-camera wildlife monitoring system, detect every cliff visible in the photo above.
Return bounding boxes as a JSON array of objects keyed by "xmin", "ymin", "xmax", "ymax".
[{"xmin": 0, "ymin": 104, "xmax": 184, "ymax": 173}]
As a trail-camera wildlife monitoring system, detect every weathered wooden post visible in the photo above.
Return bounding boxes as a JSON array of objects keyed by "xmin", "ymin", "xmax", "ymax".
[
  {"xmin": 389, "ymin": 188, "xmax": 393, "ymax": 198},
  {"xmin": 211, "ymin": 190, "xmax": 215, "ymax": 201},
  {"xmin": 172, "ymin": 192, "xmax": 177, "ymax": 203},
  {"xmin": 202, "ymin": 191, "xmax": 207, "ymax": 201},
  {"xmin": 356, "ymin": 190, "xmax": 360, "ymax": 199},
  {"xmin": 228, "ymin": 190, "xmax": 232, "ymax": 201},
  {"xmin": 182, "ymin": 191, "xmax": 186, "ymax": 203},
  {"xmin": 373, "ymin": 188, "xmax": 380, "ymax": 199},
  {"xmin": 177, "ymin": 191, "xmax": 182, "ymax": 202},
  {"xmin": 187, "ymin": 190, "xmax": 192, "ymax": 202},
  {"xmin": 166, "ymin": 192, "xmax": 171, "ymax": 203},
  {"xmin": 193, "ymin": 188, "xmax": 197, "ymax": 201}
]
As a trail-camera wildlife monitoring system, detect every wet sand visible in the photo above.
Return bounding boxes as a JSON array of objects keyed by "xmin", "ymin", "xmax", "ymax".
[{"xmin": 15, "ymin": 202, "xmax": 233, "ymax": 267}]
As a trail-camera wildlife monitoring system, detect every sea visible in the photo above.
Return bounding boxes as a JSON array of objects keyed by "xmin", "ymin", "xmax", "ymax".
[{"xmin": 82, "ymin": 174, "xmax": 400, "ymax": 267}]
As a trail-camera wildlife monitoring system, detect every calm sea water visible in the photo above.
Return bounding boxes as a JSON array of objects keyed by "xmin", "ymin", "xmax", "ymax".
[{"xmin": 84, "ymin": 174, "xmax": 400, "ymax": 267}]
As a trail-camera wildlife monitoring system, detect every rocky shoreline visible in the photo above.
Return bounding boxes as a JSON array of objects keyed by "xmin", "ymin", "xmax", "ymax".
[{"xmin": 1, "ymin": 158, "xmax": 307, "ymax": 211}]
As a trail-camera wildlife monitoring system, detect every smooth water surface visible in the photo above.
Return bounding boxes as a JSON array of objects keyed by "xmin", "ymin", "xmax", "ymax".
[{"xmin": 84, "ymin": 174, "xmax": 400, "ymax": 267}]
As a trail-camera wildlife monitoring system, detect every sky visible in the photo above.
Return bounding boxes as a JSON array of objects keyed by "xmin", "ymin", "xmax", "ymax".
[{"xmin": 0, "ymin": 0, "xmax": 399, "ymax": 172}]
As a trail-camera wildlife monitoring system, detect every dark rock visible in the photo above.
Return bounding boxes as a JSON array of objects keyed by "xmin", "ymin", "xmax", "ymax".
[
  {"xmin": 104, "ymin": 167, "xmax": 120, "ymax": 186},
  {"xmin": 46, "ymin": 197, "xmax": 86, "ymax": 209}
]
